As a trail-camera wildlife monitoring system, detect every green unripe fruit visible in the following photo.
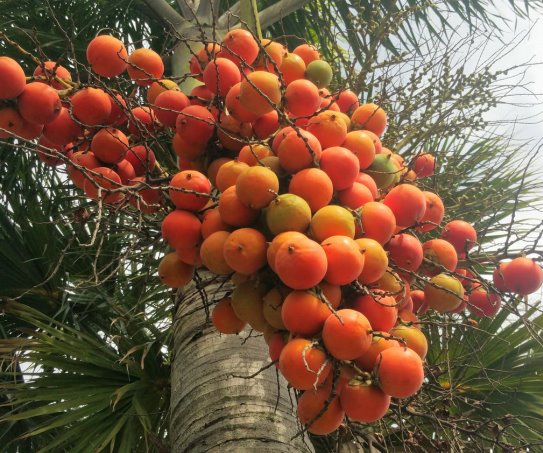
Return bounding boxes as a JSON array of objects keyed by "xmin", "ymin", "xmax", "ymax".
[
  {"xmin": 366, "ymin": 154, "xmax": 397, "ymax": 189},
  {"xmin": 424, "ymin": 273, "xmax": 465, "ymax": 313},
  {"xmin": 266, "ymin": 193, "xmax": 312, "ymax": 235},
  {"xmin": 305, "ymin": 60, "xmax": 333, "ymax": 88}
]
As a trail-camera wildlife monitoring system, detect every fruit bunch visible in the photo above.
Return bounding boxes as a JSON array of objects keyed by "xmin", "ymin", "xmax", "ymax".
[{"xmin": 1, "ymin": 28, "xmax": 542, "ymax": 436}]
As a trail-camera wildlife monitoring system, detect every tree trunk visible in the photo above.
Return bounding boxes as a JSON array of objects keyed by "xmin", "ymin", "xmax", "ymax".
[{"xmin": 170, "ymin": 273, "xmax": 314, "ymax": 452}]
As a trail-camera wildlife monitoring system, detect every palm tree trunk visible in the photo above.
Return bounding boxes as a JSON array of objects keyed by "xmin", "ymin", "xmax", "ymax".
[{"xmin": 170, "ymin": 273, "xmax": 313, "ymax": 452}]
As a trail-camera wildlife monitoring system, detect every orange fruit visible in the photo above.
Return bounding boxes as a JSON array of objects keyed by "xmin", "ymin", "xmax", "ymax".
[
  {"xmin": 212, "ymin": 297, "xmax": 246, "ymax": 334},
  {"xmin": 351, "ymin": 103, "xmax": 387, "ymax": 136},
  {"xmin": 127, "ymin": 48, "xmax": 164, "ymax": 86},
  {"xmin": 322, "ymin": 309, "xmax": 372, "ymax": 360},
  {"xmin": 158, "ymin": 252, "xmax": 194, "ymax": 288},
  {"xmin": 0, "ymin": 56, "xmax": 26, "ymax": 100},
  {"xmin": 223, "ymin": 228, "xmax": 267, "ymax": 275}
]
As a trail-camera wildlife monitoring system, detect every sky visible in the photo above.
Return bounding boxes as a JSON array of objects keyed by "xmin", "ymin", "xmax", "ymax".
[{"xmin": 482, "ymin": 1, "xmax": 543, "ymax": 147}]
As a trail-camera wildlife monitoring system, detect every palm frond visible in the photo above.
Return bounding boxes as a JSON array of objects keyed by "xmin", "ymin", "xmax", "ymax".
[{"xmin": 0, "ymin": 300, "xmax": 170, "ymax": 453}]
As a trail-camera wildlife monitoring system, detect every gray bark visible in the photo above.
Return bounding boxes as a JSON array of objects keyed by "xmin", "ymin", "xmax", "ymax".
[{"xmin": 170, "ymin": 273, "xmax": 314, "ymax": 452}]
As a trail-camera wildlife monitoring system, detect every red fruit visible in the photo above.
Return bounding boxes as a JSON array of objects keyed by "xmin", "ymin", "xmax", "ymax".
[
  {"xmin": 321, "ymin": 236, "xmax": 365, "ymax": 286},
  {"xmin": 128, "ymin": 107, "xmax": 158, "ymax": 137},
  {"xmin": 340, "ymin": 383, "xmax": 390, "ymax": 423},
  {"xmin": 493, "ymin": 262, "xmax": 509, "ymax": 292},
  {"xmin": 289, "ymin": 168, "xmax": 334, "ymax": 213},
  {"xmin": 285, "ymin": 79, "xmax": 320, "ymax": 117},
  {"xmin": 351, "ymin": 103, "xmax": 387, "ymax": 136},
  {"xmin": 502, "ymin": 257, "xmax": 543, "ymax": 295},
  {"xmin": 203, "ymin": 58, "xmax": 241, "ymax": 96},
  {"xmin": 468, "ymin": 288, "xmax": 501, "ymax": 317},
  {"xmin": 279, "ymin": 338, "xmax": 331, "ymax": 390},
  {"xmin": 351, "ymin": 294, "xmax": 397, "ymax": 333},
  {"xmin": 71, "ymin": 87, "xmax": 111, "ymax": 126},
  {"xmin": 33, "ymin": 61, "xmax": 72, "ymax": 89},
  {"xmin": 253, "ymin": 110, "xmax": 280, "ymax": 139},
  {"xmin": 281, "ymin": 286, "xmax": 340, "ymax": 336},
  {"xmin": 268, "ymin": 332, "xmax": 287, "ymax": 363},
  {"xmin": 18, "ymin": 82, "xmax": 61, "ymax": 124},
  {"xmin": 355, "ymin": 172, "xmax": 379, "ymax": 199},
  {"xmin": 417, "ymin": 191, "xmax": 445, "ymax": 233},
  {"xmin": 267, "ymin": 232, "xmax": 307, "ymax": 271},
  {"xmin": 441, "ymin": 220, "xmax": 477, "ymax": 256},
  {"xmin": 220, "ymin": 29, "xmax": 259, "ymax": 66},
  {"xmin": 161, "ymin": 210, "xmax": 202, "ymax": 250},
  {"xmin": 173, "ymin": 134, "xmax": 206, "ymax": 161},
  {"xmin": 342, "ymin": 130, "xmax": 376, "ymax": 170},
  {"xmin": 83, "ymin": 166, "xmax": 123, "ymax": 204},
  {"xmin": 153, "ymin": 90, "xmax": 190, "ymax": 128},
  {"xmin": 413, "ymin": 153, "xmax": 435, "ymax": 178},
  {"xmin": 239, "ymin": 71, "xmax": 281, "ymax": 115},
  {"xmin": 277, "ymin": 129, "xmax": 322, "ymax": 174},
  {"xmin": 297, "ymin": 386, "xmax": 344, "ymax": 435},
  {"xmin": 421, "ymin": 239, "xmax": 458, "ymax": 275},
  {"xmin": 169, "ymin": 170, "xmax": 211, "ymax": 212},
  {"xmin": 411, "ymin": 290, "xmax": 428, "ymax": 315},
  {"xmin": 0, "ymin": 56, "xmax": 26, "ymax": 100},
  {"xmin": 18, "ymin": 120, "xmax": 44, "ymax": 140},
  {"xmin": 127, "ymin": 48, "xmax": 164, "ymax": 86},
  {"xmin": 385, "ymin": 234, "xmax": 423, "ymax": 273},
  {"xmin": 190, "ymin": 43, "xmax": 221, "ymax": 79},
  {"xmin": 0, "ymin": 108, "xmax": 24, "ymax": 138},
  {"xmin": 377, "ymin": 347, "xmax": 424, "ymax": 398},
  {"xmin": 176, "ymin": 245, "xmax": 203, "ymax": 267},
  {"xmin": 383, "ymin": 184, "xmax": 426, "ymax": 228},
  {"xmin": 42, "ymin": 106, "xmax": 82, "ymax": 145},
  {"xmin": 358, "ymin": 202, "xmax": 396, "ymax": 245},
  {"xmin": 216, "ymin": 114, "xmax": 252, "ymax": 151},
  {"xmin": 67, "ymin": 151, "xmax": 101, "ymax": 188},
  {"xmin": 190, "ymin": 85, "xmax": 214, "ymax": 106},
  {"xmin": 212, "ymin": 297, "xmax": 246, "ymax": 334},
  {"xmin": 292, "ymin": 44, "xmax": 320, "ymax": 65},
  {"xmin": 125, "ymin": 145, "xmax": 156, "ymax": 176},
  {"xmin": 360, "ymin": 129, "xmax": 382, "ymax": 153},
  {"xmin": 223, "ymin": 228, "xmax": 267, "ymax": 275},
  {"xmin": 335, "ymin": 90, "xmax": 359, "ymax": 115},
  {"xmin": 91, "ymin": 127, "xmax": 129, "ymax": 164},
  {"xmin": 176, "ymin": 105, "xmax": 215, "ymax": 145},
  {"xmin": 319, "ymin": 146, "xmax": 360, "ymax": 191},
  {"xmin": 114, "ymin": 159, "xmax": 136, "ymax": 185},
  {"xmin": 322, "ymin": 309, "xmax": 372, "ymax": 360},
  {"xmin": 225, "ymin": 82, "xmax": 259, "ymax": 123},
  {"xmin": 355, "ymin": 334, "xmax": 400, "ymax": 371},
  {"xmin": 338, "ymin": 182, "xmax": 373, "ymax": 209},
  {"xmin": 275, "ymin": 236, "xmax": 328, "ymax": 290},
  {"xmin": 86, "ymin": 35, "xmax": 128, "ymax": 77},
  {"xmin": 107, "ymin": 93, "xmax": 128, "ymax": 126},
  {"xmin": 271, "ymin": 126, "xmax": 294, "ymax": 152}
]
